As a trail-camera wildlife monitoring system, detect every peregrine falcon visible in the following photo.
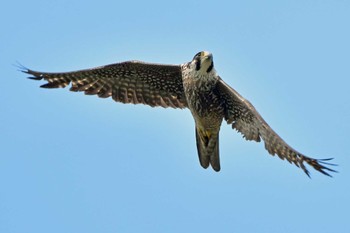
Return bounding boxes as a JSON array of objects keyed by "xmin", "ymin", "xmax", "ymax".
[{"xmin": 20, "ymin": 51, "xmax": 336, "ymax": 177}]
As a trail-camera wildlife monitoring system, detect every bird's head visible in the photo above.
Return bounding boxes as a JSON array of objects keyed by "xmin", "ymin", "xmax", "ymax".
[{"xmin": 192, "ymin": 51, "xmax": 214, "ymax": 73}]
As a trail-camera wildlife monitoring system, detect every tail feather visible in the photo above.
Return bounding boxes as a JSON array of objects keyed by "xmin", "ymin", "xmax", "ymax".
[
  {"xmin": 209, "ymin": 134, "xmax": 220, "ymax": 171},
  {"xmin": 195, "ymin": 128, "xmax": 220, "ymax": 171},
  {"xmin": 196, "ymin": 128, "xmax": 210, "ymax": 169}
]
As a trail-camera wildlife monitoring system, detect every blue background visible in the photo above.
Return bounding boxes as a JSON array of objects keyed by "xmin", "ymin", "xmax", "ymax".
[{"xmin": 1, "ymin": 1, "xmax": 349, "ymax": 232}]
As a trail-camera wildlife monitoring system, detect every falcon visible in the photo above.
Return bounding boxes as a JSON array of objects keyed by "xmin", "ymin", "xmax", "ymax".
[{"xmin": 20, "ymin": 51, "xmax": 336, "ymax": 177}]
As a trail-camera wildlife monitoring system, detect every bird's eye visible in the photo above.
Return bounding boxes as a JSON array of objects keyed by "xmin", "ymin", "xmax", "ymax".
[{"xmin": 193, "ymin": 52, "xmax": 202, "ymax": 59}]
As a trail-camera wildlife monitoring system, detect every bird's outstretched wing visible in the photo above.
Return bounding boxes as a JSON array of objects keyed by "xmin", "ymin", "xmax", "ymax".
[
  {"xmin": 217, "ymin": 77, "xmax": 336, "ymax": 177},
  {"xmin": 20, "ymin": 61, "xmax": 187, "ymax": 108}
]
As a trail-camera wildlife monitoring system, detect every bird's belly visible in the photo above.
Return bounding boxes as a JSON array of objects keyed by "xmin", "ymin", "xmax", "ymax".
[{"xmin": 187, "ymin": 91, "xmax": 224, "ymax": 131}]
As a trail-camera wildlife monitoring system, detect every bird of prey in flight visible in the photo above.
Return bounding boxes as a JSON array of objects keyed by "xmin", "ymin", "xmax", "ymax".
[{"xmin": 20, "ymin": 51, "xmax": 336, "ymax": 177}]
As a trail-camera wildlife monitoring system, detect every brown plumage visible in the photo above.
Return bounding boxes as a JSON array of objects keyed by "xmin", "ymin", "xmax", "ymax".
[
  {"xmin": 25, "ymin": 61, "xmax": 187, "ymax": 108},
  {"xmin": 20, "ymin": 51, "xmax": 336, "ymax": 177}
]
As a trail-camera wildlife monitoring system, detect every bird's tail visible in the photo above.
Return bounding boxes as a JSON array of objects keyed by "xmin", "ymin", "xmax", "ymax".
[{"xmin": 195, "ymin": 128, "xmax": 220, "ymax": 171}]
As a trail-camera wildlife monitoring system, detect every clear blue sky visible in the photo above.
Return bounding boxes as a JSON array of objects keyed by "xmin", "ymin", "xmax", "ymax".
[{"xmin": 1, "ymin": 1, "xmax": 349, "ymax": 232}]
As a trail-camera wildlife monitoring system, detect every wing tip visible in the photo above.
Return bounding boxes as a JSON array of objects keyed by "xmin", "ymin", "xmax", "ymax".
[
  {"xmin": 303, "ymin": 157, "xmax": 338, "ymax": 178},
  {"xmin": 15, "ymin": 62, "xmax": 44, "ymax": 81},
  {"xmin": 14, "ymin": 62, "xmax": 31, "ymax": 75}
]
